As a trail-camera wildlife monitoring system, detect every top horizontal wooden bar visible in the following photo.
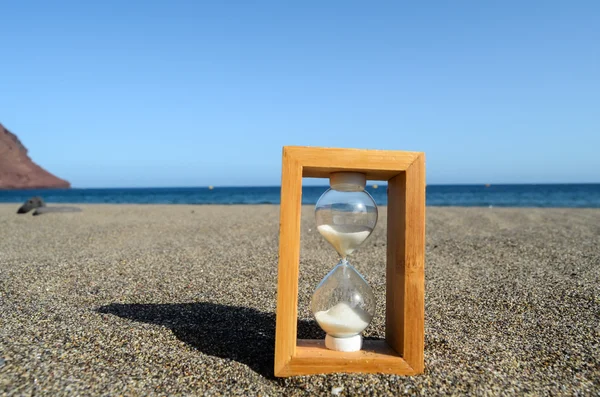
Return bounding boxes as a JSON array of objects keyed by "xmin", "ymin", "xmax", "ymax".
[{"xmin": 284, "ymin": 146, "xmax": 422, "ymax": 181}]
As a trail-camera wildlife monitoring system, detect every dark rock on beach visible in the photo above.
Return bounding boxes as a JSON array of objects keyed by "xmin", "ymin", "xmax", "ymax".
[
  {"xmin": 16, "ymin": 196, "xmax": 46, "ymax": 214},
  {"xmin": 17, "ymin": 196, "xmax": 81, "ymax": 215}
]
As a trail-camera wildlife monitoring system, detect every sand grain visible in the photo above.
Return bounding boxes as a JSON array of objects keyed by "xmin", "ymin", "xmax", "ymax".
[{"xmin": 0, "ymin": 205, "xmax": 598, "ymax": 395}]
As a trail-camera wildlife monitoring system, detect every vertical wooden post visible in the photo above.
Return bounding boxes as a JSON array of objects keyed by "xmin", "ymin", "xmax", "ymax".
[
  {"xmin": 386, "ymin": 154, "xmax": 425, "ymax": 372},
  {"xmin": 386, "ymin": 172, "xmax": 406, "ymax": 355},
  {"xmin": 274, "ymin": 148, "xmax": 303, "ymax": 375}
]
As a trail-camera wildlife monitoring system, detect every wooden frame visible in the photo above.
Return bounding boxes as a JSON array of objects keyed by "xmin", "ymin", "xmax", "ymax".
[{"xmin": 275, "ymin": 146, "xmax": 426, "ymax": 377}]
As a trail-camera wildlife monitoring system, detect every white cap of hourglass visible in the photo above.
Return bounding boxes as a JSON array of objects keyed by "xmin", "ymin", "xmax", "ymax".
[
  {"xmin": 330, "ymin": 172, "xmax": 366, "ymax": 191},
  {"xmin": 325, "ymin": 334, "xmax": 363, "ymax": 352}
]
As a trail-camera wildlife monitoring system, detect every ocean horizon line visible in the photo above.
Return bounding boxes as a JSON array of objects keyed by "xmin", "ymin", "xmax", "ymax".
[
  {"xmin": 7, "ymin": 181, "xmax": 598, "ymax": 191},
  {"xmin": 1, "ymin": 184, "xmax": 600, "ymax": 208}
]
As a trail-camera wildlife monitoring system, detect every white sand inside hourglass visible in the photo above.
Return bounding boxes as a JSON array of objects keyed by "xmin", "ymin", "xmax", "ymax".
[
  {"xmin": 316, "ymin": 224, "xmax": 372, "ymax": 257},
  {"xmin": 314, "ymin": 302, "xmax": 371, "ymax": 337}
]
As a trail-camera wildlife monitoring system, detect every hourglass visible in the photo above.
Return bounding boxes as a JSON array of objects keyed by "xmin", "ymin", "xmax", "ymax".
[
  {"xmin": 312, "ymin": 172, "xmax": 378, "ymax": 352},
  {"xmin": 274, "ymin": 146, "xmax": 425, "ymax": 377}
]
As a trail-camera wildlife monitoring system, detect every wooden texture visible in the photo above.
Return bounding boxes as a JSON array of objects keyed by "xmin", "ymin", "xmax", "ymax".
[
  {"xmin": 276, "ymin": 340, "xmax": 417, "ymax": 376},
  {"xmin": 285, "ymin": 146, "xmax": 421, "ymax": 180},
  {"xmin": 274, "ymin": 148, "xmax": 303, "ymax": 376},
  {"xmin": 274, "ymin": 146, "xmax": 425, "ymax": 377},
  {"xmin": 386, "ymin": 154, "xmax": 426, "ymax": 373}
]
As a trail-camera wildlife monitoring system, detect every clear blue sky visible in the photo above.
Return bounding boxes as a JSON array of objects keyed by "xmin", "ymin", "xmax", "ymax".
[{"xmin": 1, "ymin": 1, "xmax": 598, "ymax": 187}]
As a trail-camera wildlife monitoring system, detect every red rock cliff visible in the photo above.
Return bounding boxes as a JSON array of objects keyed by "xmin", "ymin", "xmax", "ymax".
[{"xmin": 0, "ymin": 123, "xmax": 70, "ymax": 189}]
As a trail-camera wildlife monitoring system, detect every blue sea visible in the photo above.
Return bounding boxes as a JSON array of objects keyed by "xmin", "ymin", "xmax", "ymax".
[{"xmin": 1, "ymin": 184, "xmax": 599, "ymax": 207}]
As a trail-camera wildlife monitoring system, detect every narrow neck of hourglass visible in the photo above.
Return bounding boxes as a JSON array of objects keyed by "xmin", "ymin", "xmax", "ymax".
[{"xmin": 336, "ymin": 257, "xmax": 355, "ymax": 278}]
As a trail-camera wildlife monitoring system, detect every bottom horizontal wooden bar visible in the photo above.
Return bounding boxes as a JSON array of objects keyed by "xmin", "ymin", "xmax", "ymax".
[{"xmin": 274, "ymin": 339, "xmax": 417, "ymax": 377}]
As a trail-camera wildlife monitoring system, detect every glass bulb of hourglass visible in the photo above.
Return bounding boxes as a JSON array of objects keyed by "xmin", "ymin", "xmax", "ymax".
[
  {"xmin": 314, "ymin": 173, "xmax": 378, "ymax": 258},
  {"xmin": 311, "ymin": 172, "xmax": 378, "ymax": 352},
  {"xmin": 311, "ymin": 260, "xmax": 376, "ymax": 344}
]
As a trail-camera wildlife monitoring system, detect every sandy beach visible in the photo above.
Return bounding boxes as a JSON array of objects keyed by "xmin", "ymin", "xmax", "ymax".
[{"xmin": 0, "ymin": 204, "xmax": 598, "ymax": 395}]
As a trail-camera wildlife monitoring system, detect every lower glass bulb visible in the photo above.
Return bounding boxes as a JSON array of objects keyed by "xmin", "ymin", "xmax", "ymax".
[{"xmin": 311, "ymin": 259, "xmax": 376, "ymax": 352}]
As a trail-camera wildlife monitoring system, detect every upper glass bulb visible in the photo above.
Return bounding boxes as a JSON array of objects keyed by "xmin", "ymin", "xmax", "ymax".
[{"xmin": 315, "ymin": 172, "xmax": 378, "ymax": 258}]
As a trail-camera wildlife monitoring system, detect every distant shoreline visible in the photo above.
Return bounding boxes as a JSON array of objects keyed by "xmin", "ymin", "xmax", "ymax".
[
  {"xmin": 1, "ymin": 184, "xmax": 600, "ymax": 208},
  {"xmin": 2, "ymin": 182, "xmax": 600, "ymax": 190}
]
